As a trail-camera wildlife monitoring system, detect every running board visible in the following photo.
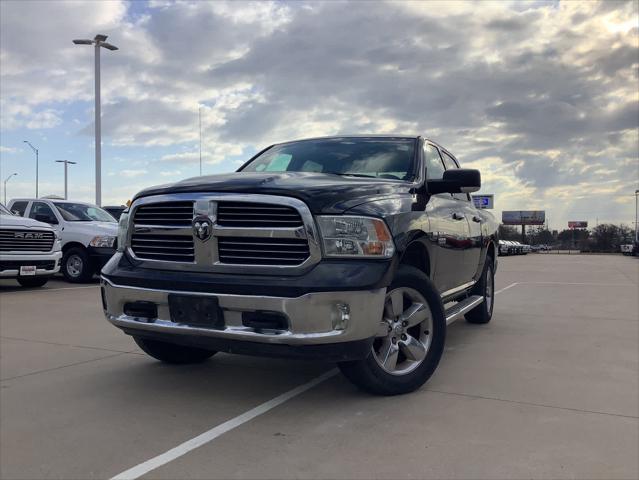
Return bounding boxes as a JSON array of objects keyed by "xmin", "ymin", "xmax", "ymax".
[{"xmin": 445, "ymin": 295, "xmax": 484, "ymax": 325}]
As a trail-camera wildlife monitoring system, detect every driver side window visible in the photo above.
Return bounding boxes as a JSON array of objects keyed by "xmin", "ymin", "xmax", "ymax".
[{"xmin": 424, "ymin": 144, "xmax": 446, "ymax": 180}]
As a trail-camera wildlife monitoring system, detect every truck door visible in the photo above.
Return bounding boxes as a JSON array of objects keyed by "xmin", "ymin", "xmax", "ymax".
[
  {"xmin": 439, "ymin": 151, "xmax": 482, "ymax": 284},
  {"xmin": 423, "ymin": 143, "xmax": 470, "ymax": 293}
]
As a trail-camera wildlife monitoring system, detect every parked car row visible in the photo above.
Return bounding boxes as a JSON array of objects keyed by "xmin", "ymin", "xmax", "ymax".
[
  {"xmin": 498, "ymin": 240, "xmax": 531, "ymax": 256},
  {"xmin": 6, "ymin": 198, "xmax": 118, "ymax": 283}
]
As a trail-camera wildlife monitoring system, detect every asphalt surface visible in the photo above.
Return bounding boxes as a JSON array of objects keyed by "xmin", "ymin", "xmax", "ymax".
[{"xmin": 0, "ymin": 254, "xmax": 637, "ymax": 480}]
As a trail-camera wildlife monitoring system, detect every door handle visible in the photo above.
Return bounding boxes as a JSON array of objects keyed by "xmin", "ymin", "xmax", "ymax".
[
  {"xmin": 452, "ymin": 212, "xmax": 465, "ymax": 220},
  {"xmin": 472, "ymin": 216, "xmax": 481, "ymax": 223}
]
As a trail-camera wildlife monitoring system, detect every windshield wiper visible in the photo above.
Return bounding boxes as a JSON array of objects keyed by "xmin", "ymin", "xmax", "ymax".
[{"xmin": 324, "ymin": 172, "xmax": 377, "ymax": 178}]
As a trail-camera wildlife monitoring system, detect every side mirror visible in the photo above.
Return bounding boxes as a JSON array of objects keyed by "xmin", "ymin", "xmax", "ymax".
[
  {"xmin": 35, "ymin": 214, "xmax": 58, "ymax": 225},
  {"xmin": 426, "ymin": 169, "xmax": 481, "ymax": 194}
]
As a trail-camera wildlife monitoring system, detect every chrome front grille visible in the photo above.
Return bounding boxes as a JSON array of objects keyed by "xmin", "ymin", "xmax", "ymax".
[
  {"xmin": 126, "ymin": 194, "xmax": 320, "ymax": 273},
  {"xmin": 130, "ymin": 201, "xmax": 195, "ymax": 262},
  {"xmin": 218, "ymin": 237, "xmax": 310, "ymax": 265},
  {"xmin": 133, "ymin": 201, "xmax": 193, "ymax": 227},
  {"xmin": 217, "ymin": 202, "xmax": 303, "ymax": 228},
  {"xmin": 0, "ymin": 229, "xmax": 55, "ymax": 252}
]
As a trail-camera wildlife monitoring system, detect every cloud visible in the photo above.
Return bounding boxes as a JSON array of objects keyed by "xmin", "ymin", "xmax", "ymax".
[
  {"xmin": 120, "ymin": 169, "xmax": 147, "ymax": 178},
  {"xmin": 0, "ymin": 146, "xmax": 19, "ymax": 154}
]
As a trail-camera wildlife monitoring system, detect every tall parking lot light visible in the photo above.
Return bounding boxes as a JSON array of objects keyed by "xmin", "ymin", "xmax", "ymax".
[
  {"xmin": 55, "ymin": 160, "xmax": 77, "ymax": 200},
  {"xmin": 635, "ymin": 189, "xmax": 639, "ymax": 243},
  {"xmin": 22, "ymin": 141, "xmax": 38, "ymax": 197},
  {"xmin": 3, "ymin": 173, "xmax": 17, "ymax": 205},
  {"xmin": 72, "ymin": 34, "xmax": 118, "ymax": 207}
]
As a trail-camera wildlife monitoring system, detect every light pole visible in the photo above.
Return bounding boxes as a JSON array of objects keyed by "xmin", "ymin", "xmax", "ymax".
[
  {"xmin": 23, "ymin": 140, "xmax": 38, "ymax": 197},
  {"xmin": 199, "ymin": 106, "xmax": 202, "ymax": 176},
  {"xmin": 635, "ymin": 189, "xmax": 639, "ymax": 244},
  {"xmin": 72, "ymin": 34, "xmax": 118, "ymax": 206},
  {"xmin": 3, "ymin": 173, "xmax": 17, "ymax": 205},
  {"xmin": 55, "ymin": 160, "xmax": 77, "ymax": 200}
]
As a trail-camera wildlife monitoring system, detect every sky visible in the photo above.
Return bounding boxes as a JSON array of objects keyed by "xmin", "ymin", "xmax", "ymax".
[{"xmin": 0, "ymin": 0, "xmax": 637, "ymax": 230}]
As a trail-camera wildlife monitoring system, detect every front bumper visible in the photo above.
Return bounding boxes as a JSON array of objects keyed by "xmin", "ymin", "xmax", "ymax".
[
  {"xmin": 101, "ymin": 276, "xmax": 386, "ymax": 360},
  {"xmin": 0, "ymin": 251, "xmax": 62, "ymax": 278}
]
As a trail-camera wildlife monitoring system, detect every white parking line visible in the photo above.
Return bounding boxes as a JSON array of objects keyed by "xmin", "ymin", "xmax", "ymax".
[
  {"xmin": 110, "ymin": 369, "xmax": 339, "ymax": 480},
  {"xmin": 112, "ymin": 282, "xmax": 522, "ymax": 480},
  {"xmin": 495, "ymin": 282, "xmax": 518, "ymax": 295}
]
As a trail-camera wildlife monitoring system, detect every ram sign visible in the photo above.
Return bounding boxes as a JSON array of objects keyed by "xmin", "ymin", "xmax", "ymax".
[
  {"xmin": 568, "ymin": 221, "xmax": 588, "ymax": 229},
  {"xmin": 472, "ymin": 194, "xmax": 494, "ymax": 209},
  {"xmin": 502, "ymin": 210, "xmax": 546, "ymax": 225}
]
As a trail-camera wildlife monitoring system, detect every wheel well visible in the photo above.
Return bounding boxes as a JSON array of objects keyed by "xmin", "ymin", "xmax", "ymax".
[
  {"xmin": 62, "ymin": 241, "xmax": 86, "ymax": 254},
  {"xmin": 400, "ymin": 241, "xmax": 430, "ymax": 277}
]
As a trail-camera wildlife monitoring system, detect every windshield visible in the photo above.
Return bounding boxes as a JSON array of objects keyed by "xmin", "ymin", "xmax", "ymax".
[
  {"xmin": 54, "ymin": 203, "xmax": 116, "ymax": 222},
  {"xmin": 0, "ymin": 203, "xmax": 13, "ymax": 215},
  {"xmin": 240, "ymin": 137, "xmax": 417, "ymax": 181}
]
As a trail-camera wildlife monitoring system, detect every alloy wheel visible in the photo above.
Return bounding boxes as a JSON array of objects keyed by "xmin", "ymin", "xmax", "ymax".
[{"xmin": 372, "ymin": 286, "xmax": 433, "ymax": 376}]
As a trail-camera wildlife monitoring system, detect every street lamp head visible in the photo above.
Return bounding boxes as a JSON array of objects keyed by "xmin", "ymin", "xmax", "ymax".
[
  {"xmin": 73, "ymin": 39, "xmax": 93, "ymax": 45},
  {"xmin": 101, "ymin": 42, "xmax": 119, "ymax": 51},
  {"xmin": 94, "ymin": 34, "xmax": 108, "ymax": 42}
]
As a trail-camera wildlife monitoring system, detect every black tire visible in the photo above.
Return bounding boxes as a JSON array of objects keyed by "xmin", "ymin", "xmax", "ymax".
[
  {"xmin": 61, "ymin": 247, "xmax": 94, "ymax": 283},
  {"xmin": 465, "ymin": 255, "xmax": 495, "ymax": 324},
  {"xmin": 17, "ymin": 276, "xmax": 50, "ymax": 288},
  {"xmin": 133, "ymin": 337, "xmax": 216, "ymax": 364},
  {"xmin": 338, "ymin": 265, "xmax": 446, "ymax": 396}
]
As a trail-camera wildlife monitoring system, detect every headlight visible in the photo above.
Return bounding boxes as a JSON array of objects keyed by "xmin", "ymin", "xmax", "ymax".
[
  {"xmin": 316, "ymin": 216, "xmax": 395, "ymax": 258},
  {"xmin": 89, "ymin": 235, "xmax": 116, "ymax": 248},
  {"xmin": 116, "ymin": 212, "xmax": 129, "ymax": 252}
]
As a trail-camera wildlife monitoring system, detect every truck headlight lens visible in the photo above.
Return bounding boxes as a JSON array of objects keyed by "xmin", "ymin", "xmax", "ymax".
[
  {"xmin": 116, "ymin": 212, "xmax": 129, "ymax": 252},
  {"xmin": 89, "ymin": 235, "xmax": 116, "ymax": 248},
  {"xmin": 317, "ymin": 216, "xmax": 395, "ymax": 258}
]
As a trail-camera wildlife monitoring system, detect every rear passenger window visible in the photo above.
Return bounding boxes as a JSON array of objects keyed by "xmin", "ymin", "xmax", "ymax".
[
  {"xmin": 10, "ymin": 201, "xmax": 27, "ymax": 216},
  {"xmin": 424, "ymin": 144, "xmax": 446, "ymax": 180}
]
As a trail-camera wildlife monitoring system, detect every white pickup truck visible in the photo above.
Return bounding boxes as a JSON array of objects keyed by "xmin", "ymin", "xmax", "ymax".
[
  {"xmin": 8, "ymin": 198, "xmax": 118, "ymax": 282},
  {"xmin": 0, "ymin": 203, "xmax": 62, "ymax": 287}
]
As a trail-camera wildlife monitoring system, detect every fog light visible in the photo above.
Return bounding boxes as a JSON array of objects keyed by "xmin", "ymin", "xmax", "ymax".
[{"xmin": 333, "ymin": 303, "xmax": 350, "ymax": 330}]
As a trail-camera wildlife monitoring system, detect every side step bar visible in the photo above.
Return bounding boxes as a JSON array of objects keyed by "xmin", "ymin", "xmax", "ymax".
[{"xmin": 445, "ymin": 295, "xmax": 484, "ymax": 325}]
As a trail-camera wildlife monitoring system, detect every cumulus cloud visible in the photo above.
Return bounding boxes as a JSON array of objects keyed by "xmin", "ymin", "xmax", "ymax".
[{"xmin": 0, "ymin": 0, "xmax": 637, "ymax": 225}]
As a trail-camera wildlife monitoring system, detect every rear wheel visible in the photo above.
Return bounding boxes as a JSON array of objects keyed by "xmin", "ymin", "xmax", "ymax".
[
  {"xmin": 465, "ymin": 256, "xmax": 494, "ymax": 324},
  {"xmin": 133, "ymin": 337, "xmax": 216, "ymax": 364},
  {"xmin": 17, "ymin": 276, "xmax": 49, "ymax": 288},
  {"xmin": 338, "ymin": 265, "xmax": 446, "ymax": 395},
  {"xmin": 62, "ymin": 247, "xmax": 94, "ymax": 283}
]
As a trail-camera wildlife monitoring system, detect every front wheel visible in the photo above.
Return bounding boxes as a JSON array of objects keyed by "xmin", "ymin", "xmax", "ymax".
[
  {"xmin": 17, "ymin": 276, "xmax": 50, "ymax": 288},
  {"xmin": 133, "ymin": 337, "xmax": 216, "ymax": 364},
  {"xmin": 338, "ymin": 265, "xmax": 446, "ymax": 396},
  {"xmin": 61, "ymin": 247, "xmax": 94, "ymax": 283}
]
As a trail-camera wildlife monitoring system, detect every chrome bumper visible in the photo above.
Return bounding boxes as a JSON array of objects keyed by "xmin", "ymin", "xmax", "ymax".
[
  {"xmin": 101, "ymin": 277, "xmax": 386, "ymax": 345},
  {"xmin": 0, "ymin": 251, "xmax": 62, "ymax": 277}
]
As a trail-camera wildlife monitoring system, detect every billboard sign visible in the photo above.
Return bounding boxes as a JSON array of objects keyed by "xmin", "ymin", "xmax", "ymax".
[
  {"xmin": 472, "ymin": 194, "xmax": 494, "ymax": 209},
  {"xmin": 502, "ymin": 210, "xmax": 546, "ymax": 225},
  {"xmin": 568, "ymin": 221, "xmax": 588, "ymax": 229}
]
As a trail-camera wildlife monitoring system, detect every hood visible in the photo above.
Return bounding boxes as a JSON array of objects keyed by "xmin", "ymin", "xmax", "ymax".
[
  {"xmin": 0, "ymin": 213, "xmax": 55, "ymax": 230},
  {"xmin": 133, "ymin": 172, "xmax": 416, "ymax": 213},
  {"xmin": 69, "ymin": 221, "xmax": 118, "ymax": 235}
]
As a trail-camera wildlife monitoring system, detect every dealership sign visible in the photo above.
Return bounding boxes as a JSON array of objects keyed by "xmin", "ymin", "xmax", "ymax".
[
  {"xmin": 568, "ymin": 221, "xmax": 588, "ymax": 229},
  {"xmin": 472, "ymin": 194, "xmax": 494, "ymax": 209},
  {"xmin": 502, "ymin": 210, "xmax": 546, "ymax": 225}
]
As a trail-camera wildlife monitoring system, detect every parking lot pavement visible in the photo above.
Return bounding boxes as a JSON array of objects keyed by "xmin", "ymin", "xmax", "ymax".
[{"xmin": 1, "ymin": 255, "xmax": 637, "ymax": 480}]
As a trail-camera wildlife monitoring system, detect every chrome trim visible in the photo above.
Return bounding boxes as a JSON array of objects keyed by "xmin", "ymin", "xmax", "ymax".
[
  {"xmin": 441, "ymin": 280, "xmax": 476, "ymax": 299},
  {"xmin": 445, "ymin": 294, "xmax": 484, "ymax": 325},
  {"xmin": 101, "ymin": 277, "xmax": 386, "ymax": 345},
  {"xmin": 126, "ymin": 193, "xmax": 321, "ymax": 275}
]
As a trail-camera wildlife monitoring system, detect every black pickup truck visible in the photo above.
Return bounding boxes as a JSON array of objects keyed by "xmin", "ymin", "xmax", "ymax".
[{"xmin": 101, "ymin": 136, "xmax": 498, "ymax": 395}]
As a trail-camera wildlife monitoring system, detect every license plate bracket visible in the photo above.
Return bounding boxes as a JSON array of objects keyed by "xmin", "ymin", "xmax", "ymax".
[
  {"xmin": 19, "ymin": 265, "xmax": 37, "ymax": 276},
  {"xmin": 168, "ymin": 294, "xmax": 223, "ymax": 328}
]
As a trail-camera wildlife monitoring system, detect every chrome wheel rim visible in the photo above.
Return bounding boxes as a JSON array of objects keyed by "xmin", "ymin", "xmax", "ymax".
[
  {"xmin": 372, "ymin": 287, "xmax": 433, "ymax": 376},
  {"xmin": 485, "ymin": 266, "xmax": 494, "ymax": 313},
  {"xmin": 67, "ymin": 254, "xmax": 83, "ymax": 277}
]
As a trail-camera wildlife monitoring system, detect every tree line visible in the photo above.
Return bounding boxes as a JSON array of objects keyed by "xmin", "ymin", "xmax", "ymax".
[{"xmin": 498, "ymin": 224, "xmax": 636, "ymax": 252}]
